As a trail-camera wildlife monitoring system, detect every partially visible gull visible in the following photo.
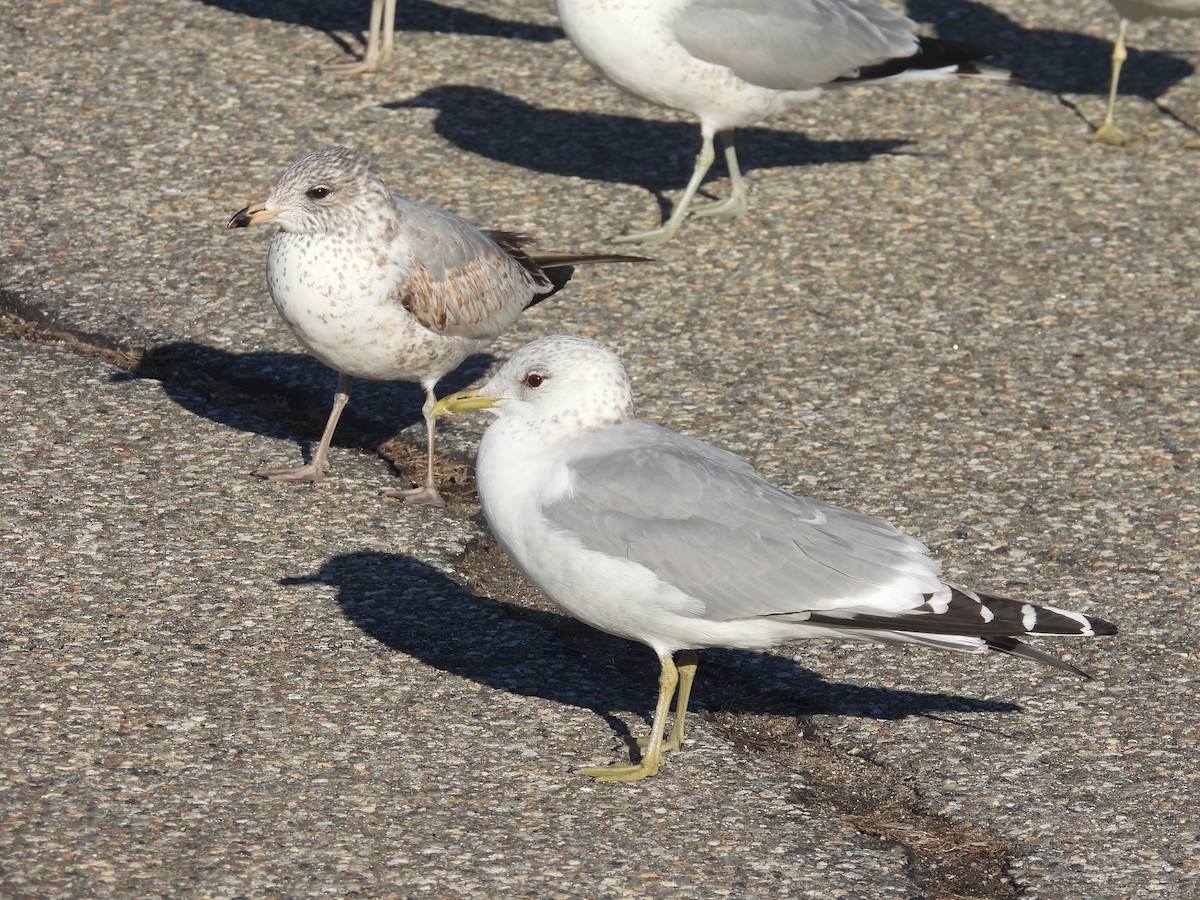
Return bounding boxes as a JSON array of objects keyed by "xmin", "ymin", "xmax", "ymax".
[
  {"xmin": 323, "ymin": 0, "xmax": 398, "ymax": 75},
  {"xmin": 228, "ymin": 148, "xmax": 648, "ymax": 506},
  {"xmin": 435, "ymin": 334, "xmax": 1118, "ymax": 781},
  {"xmin": 554, "ymin": 0, "xmax": 1011, "ymax": 243},
  {"xmin": 1093, "ymin": 0, "xmax": 1200, "ymax": 145}
]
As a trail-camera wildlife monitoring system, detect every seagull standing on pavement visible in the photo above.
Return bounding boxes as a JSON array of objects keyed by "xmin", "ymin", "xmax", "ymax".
[
  {"xmin": 228, "ymin": 148, "xmax": 648, "ymax": 505},
  {"xmin": 435, "ymin": 335, "xmax": 1118, "ymax": 780},
  {"xmin": 554, "ymin": 0, "xmax": 1011, "ymax": 243}
]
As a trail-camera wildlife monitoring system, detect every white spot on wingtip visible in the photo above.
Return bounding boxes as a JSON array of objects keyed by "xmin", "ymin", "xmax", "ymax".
[{"xmin": 1050, "ymin": 607, "xmax": 1094, "ymax": 635}]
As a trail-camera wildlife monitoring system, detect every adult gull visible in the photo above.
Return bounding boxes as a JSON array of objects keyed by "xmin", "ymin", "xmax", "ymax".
[
  {"xmin": 554, "ymin": 0, "xmax": 1012, "ymax": 243},
  {"xmin": 435, "ymin": 335, "xmax": 1118, "ymax": 780}
]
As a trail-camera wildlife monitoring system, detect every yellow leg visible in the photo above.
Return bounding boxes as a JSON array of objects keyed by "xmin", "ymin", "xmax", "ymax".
[
  {"xmin": 665, "ymin": 650, "xmax": 698, "ymax": 750},
  {"xmin": 579, "ymin": 651, "xmax": 682, "ymax": 782},
  {"xmin": 1093, "ymin": 19, "xmax": 1134, "ymax": 146}
]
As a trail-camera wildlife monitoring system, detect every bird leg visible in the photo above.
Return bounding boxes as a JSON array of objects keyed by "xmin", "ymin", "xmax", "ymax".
[
  {"xmin": 1092, "ymin": 19, "xmax": 1134, "ymax": 146},
  {"xmin": 636, "ymin": 649, "xmax": 698, "ymax": 753},
  {"xmin": 614, "ymin": 132, "xmax": 719, "ymax": 245},
  {"xmin": 578, "ymin": 651, "xmax": 684, "ymax": 782},
  {"xmin": 255, "ymin": 371, "xmax": 351, "ymax": 484},
  {"xmin": 380, "ymin": 0, "xmax": 396, "ymax": 68},
  {"xmin": 321, "ymin": 0, "xmax": 397, "ymax": 76},
  {"xmin": 383, "ymin": 382, "xmax": 447, "ymax": 506},
  {"xmin": 690, "ymin": 132, "xmax": 748, "ymax": 220}
]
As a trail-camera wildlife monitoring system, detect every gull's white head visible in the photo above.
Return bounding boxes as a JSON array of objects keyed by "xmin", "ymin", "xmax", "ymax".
[
  {"xmin": 435, "ymin": 334, "xmax": 636, "ymax": 439},
  {"xmin": 227, "ymin": 146, "xmax": 395, "ymax": 237}
]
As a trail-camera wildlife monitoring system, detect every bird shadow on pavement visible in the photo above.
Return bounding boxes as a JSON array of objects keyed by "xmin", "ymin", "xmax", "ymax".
[
  {"xmin": 384, "ymin": 85, "xmax": 913, "ymax": 223},
  {"xmin": 199, "ymin": 0, "xmax": 563, "ymax": 51},
  {"xmin": 297, "ymin": 550, "xmax": 1022, "ymax": 754},
  {"xmin": 908, "ymin": 0, "xmax": 1195, "ymax": 102},
  {"xmin": 112, "ymin": 341, "xmax": 492, "ymax": 466}
]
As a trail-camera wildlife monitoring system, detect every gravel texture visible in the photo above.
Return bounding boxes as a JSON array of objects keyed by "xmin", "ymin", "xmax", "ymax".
[{"xmin": 2, "ymin": 0, "xmax": 1198, "ymax": 897}]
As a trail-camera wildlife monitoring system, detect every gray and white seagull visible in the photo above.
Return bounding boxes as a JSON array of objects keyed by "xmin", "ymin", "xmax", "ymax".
[
  {"xmin": 228, "ymin": 147, "xmax": 647, "ymax": 505},
  {"xmin": 554, "ymin": 0, "xmax": 1012, "ymax": 243},
  {"xmin": 436, "ymin": 334, "xmax": 1118, "ymax": 781}
]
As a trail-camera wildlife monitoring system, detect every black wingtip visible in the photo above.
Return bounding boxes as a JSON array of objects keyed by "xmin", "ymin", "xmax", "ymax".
[{"xmin": 842, "ymin": 36, "xmax": 1015, "ymax": 84}]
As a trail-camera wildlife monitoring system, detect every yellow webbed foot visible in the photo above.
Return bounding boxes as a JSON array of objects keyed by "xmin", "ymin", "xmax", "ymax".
[
  {"xmin": 1091, "ymin": 121, "xmax": 1135, "ymax": 146},
  {"xmin": 577, "ymin": 761, "xmax": 662, "ymax": 782}
]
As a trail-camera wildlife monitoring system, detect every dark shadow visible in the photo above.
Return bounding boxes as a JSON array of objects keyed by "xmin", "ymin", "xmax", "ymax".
[
  {"xmin": 908, "ymin": 0, "xmax": 1194, "ymax": 99},
  {"xmin": 386, "ymin": 85, "xmax": 912, "ymax": 213},
  {"xmin": 293, "ymin": 551, "xmax": 1023, "ymax": 746},
  {"xmin": 198, "ymin": 0, "xmax": 563, "ymax": 47},
  {"xmin": 113, "ymin": 341, "xmax": 492, "ymax": 461}
]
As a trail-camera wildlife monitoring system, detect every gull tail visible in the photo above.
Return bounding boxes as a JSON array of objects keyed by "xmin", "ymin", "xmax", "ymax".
[{"xmin": 485, "ymin": 229, "xmax": 652, "ymax": 303}]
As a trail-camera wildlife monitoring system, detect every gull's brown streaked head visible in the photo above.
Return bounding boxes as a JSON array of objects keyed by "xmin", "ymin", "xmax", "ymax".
[{"xmin": 227, "ymin": 146, "xmax": 393, "ymax": 236}]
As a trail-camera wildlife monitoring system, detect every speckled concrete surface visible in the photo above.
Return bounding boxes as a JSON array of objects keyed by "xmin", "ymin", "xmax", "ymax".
[{"xmin": 2, "ymin": 0, "xmax": 1197, "ymax": 896}]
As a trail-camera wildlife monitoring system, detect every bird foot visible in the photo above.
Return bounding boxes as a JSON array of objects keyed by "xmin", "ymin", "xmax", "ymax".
[
  {"xmin": 318, "ymin": 50, "xmax": 387, "ymax": 76},
  {"xmin": 576, "ymin": 760, "xmax": 662, "ymax": 782},
  {"xmin": 636, "ymin": 733, "xmax": 684, "ymax": 754},
  {"xmin": 690, "ymin": 194, "xmax": 746, "ymax": 220},
  {"xmin": 321, "ymin": 60, "xmax": 378, "ymax": 76},
  {"xmin": 1091, "ymin": 122, "xmax": 1136, "ymax": 146},
  {"xmin": 253, "ymin": 462, "xmax": 327, "ymax": 484},
  {"xmin": 612, "ymin": 223, "xmax": 682, "ymax": 246},
  {"xmin": 382, "ymin": 482, "xmax": 447, "ymax": 507}
]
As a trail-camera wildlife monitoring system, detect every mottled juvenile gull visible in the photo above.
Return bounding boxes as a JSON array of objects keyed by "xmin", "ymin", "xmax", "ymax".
[
  {"xmin": 554, "ymin": 0, "xmax": 1011, "ymax": 243},
  {"xmin": 1093, "ymin": 0, "xmax": 1200, "ymax": 145},
  {"xmin": 435, "ymin": 335, "xmax": 1118, "ymax": 781},
  {"xmin": 228, "ymin": 148, "xmax": 648, "ymax": 506}
]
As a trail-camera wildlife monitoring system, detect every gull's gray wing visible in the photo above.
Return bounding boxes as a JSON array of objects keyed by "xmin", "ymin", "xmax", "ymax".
[
  {"xmin": 542, "ymin": 419, "xmax": 942, "ymax": 622},
  {"xmin": 672, "ymin": 0, "xmax": 918, "ymax": 90},
  {"xmin": 389, "ymin": 197, "xmax": 554, "ymax": 340}
]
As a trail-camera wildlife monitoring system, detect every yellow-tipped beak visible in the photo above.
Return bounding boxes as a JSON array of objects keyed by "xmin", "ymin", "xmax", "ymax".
[
  {"xmin": 227, "ymin": 202, "xmax": 280, "ymax": 229},
  {"xmin": 432, "ymin": 390, "xmax": 500, "ymax": 417}
]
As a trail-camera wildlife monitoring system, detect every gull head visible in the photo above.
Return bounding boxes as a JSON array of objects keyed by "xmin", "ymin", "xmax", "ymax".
[
  {"xmin": 434, "ymin": 335, "xmax": 636, "ymax": 438},
  {"xmin": 227, "ymin": 146, "xmax": 392, "ymax": 235}
]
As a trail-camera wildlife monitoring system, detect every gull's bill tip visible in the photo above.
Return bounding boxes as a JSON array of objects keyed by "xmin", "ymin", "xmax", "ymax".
[
  {"xmin": 432, "ymin": 390, "xmax": 499, "ymax": 417},
  {"xmin": 227, "ymin": 203, "xmax": 280, "ymax": 229}
]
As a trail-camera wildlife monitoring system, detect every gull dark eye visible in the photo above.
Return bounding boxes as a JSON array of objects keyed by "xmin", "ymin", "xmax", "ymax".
[
  {"xmin": 306, "ymin": 186, "xmax": 331, "ymax": 200},
  {"xmin": 523, "ymin": 372, "xmax": 545, "ymax": 389}
]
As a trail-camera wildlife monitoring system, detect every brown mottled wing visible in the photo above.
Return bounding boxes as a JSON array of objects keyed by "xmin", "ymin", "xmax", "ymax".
[
  {"xmin": 391, "ymin": 199, "xmax": 649, "ymax": 339},
  {"xmin": 391, "ymin": 199, "xmax": 553, "ymax": 340}
]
